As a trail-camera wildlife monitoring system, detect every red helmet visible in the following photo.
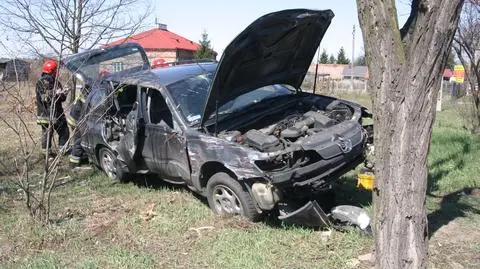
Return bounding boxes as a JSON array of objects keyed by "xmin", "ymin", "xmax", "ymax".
[{"xmin": 42, "ymin": 59, "xmax": 58, "ymax": 74}]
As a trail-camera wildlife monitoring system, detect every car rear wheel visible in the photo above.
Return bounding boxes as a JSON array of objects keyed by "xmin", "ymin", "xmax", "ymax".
[
  {"xmin": 98, "ymin": 147, "xmax": 128, "ymax": 182},
  {"xmin": 206, "ymin": 172, "xmax": 263, "ymax": 221}
]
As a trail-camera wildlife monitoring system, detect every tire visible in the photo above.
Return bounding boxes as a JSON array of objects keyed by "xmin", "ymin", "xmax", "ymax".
[
  {"xmin": 206, "ymin": 172, "xmax": 263, "ymax": 221},
  {"xmin": 98, "ymin": 147, "xmax": 128, "ymax": 182}
]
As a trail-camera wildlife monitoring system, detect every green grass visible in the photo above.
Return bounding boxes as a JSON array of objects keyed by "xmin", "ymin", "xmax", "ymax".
[{"xmin": 1, "ymin": 94, "xmax": 480, "ymax": 269}]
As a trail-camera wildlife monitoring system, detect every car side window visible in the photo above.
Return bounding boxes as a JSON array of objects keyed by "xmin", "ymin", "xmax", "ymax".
[{"xmin": 147, "ymin": 89, "xmax": 173, "ymax": 129}]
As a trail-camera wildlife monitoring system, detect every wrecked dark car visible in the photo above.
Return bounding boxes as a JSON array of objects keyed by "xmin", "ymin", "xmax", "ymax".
[{"xmin": 64, "ymin": 9, "xmax": 373, "ymax": 229}]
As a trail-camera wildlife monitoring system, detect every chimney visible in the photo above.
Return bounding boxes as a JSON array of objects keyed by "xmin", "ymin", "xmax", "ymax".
[
  {"xmin": 154, "ymin": 18, "xmax": 167, "ymax": 30},
  {"xmin": 158, "ymin": 23, "xmax": 167, "ymax": 30}
]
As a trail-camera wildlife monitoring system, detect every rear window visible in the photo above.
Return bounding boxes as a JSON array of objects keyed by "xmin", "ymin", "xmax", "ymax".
[{"xmin": 65, "ymin": 46, "xmax": 149, "ymax": 83}]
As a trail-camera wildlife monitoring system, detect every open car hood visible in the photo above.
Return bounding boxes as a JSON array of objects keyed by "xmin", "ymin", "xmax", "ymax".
[
  {"xmin": 62, "ymin": 43, "xmax": 150, "ymax": 87},
  {"xmin": 201, "ymin": 9, "xmax": 334, "ymax": 126}
]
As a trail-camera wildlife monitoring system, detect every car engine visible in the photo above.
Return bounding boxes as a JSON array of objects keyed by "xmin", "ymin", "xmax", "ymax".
[{"xmin": 218, "ymin": 101, "xmax": 355, "ymax": 153}]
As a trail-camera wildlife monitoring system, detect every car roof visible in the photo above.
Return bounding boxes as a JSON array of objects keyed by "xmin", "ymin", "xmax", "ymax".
[{"xmin": 117, "ymin": 62, "xmax": 217, "ymax": 89}]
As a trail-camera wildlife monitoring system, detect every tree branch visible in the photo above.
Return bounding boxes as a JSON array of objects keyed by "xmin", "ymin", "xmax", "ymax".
[{"xmin": 400, "ymin": 0, "xmax": 420, "ymax": 40}]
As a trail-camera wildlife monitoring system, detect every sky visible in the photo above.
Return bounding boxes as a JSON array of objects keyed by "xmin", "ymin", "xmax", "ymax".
[
  {"xmin": 149, "ymin": 0, "xmax": 411, "ymax": 61},
  {"xmin": 0, "ymin": 1, "xmax": 412, "ymax": 60}
]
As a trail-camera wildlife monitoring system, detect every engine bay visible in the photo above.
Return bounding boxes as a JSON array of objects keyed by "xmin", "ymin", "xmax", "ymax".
[{"xmin": 217, "ymin": 99, "xmax": 356, "ymax": 153}]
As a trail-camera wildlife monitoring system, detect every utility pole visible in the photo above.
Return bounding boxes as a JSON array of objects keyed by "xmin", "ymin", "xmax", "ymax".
[
  {"xmin": 351, "ymin": 24, "xmax": 355, "ymax": 91},
  {"xmin": 313, "ymin": 47, "xmax": 320, "ymax": 94}
]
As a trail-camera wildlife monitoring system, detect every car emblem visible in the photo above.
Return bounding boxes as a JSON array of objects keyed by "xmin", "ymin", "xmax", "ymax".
[{"xmin": 336, "ymin": 138, "xmax": 352, "ymax": 153}]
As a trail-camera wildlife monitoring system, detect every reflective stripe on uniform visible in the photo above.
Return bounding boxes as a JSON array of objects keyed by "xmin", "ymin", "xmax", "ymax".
[
  {"xmin": 66, "ymin": 116, "xmax": 77, "ymax": 127},
  {"xmin": 75, "ymin": 95, "xmax": 85, "ymax": 103},
  {"xmin": 69, "ymin": 155, "xmax": 81, "ymax": 163},
  {"xmin": 36, "ymin": 119, "xmax": 50, "ymax": 124}
]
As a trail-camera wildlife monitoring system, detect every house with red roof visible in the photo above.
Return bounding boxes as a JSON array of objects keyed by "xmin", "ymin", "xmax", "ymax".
[
  {"xmin": 307, "ymin": 64, "xmax": 350, "ymax": 80},
  {"xmin": 106, "ymin": 24, "xmax": 212, "ymax": 68}
]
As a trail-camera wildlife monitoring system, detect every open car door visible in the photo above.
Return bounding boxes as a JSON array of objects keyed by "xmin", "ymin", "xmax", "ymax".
[
  {"xmin": 62, "ymin": 43, "xmax": 150, "ymax": 173},
  {"xmin": 114, "ymin": 85, "xmax": 144, "ymax": 173}
]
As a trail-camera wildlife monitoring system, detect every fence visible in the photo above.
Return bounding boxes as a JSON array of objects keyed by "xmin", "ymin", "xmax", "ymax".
[{"xmin": 301, "ymin": 73, "xmax": 368, "ymax": 95}]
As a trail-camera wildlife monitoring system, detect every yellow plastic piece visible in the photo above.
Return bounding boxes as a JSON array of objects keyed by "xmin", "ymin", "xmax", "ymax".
[{"xmin": 357, "ymin": 173, "xmax": 375, "ymax": 190}]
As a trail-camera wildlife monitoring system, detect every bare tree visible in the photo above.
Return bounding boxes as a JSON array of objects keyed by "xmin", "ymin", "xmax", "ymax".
[
  {"xmin": 453, "ymin": 0, "xmax": 480, "ymax": 132},
  {"xmin": 0, "ymin": 66, "xmax": 58, "ymax": 224},
  {"xmin": 0, "ymin": 0, "xmax": 150, "ymax": 54},
  {"xmin": 356, "ymin": 0, "xmax": 464, "ymax": 268},
  {"xmin": 0, "ymin": 37, "xmax": 71, "ymax": 223},
  {"xmin": 0, "ymin": 0, "xmax": 150, "ymax": 100},
  {"xmin": 0, "ymin": 44, "xmax": 123, "ymax": 223}
]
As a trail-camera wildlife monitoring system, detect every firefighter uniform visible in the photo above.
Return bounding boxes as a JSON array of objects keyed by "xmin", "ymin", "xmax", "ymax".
[
  {"xmin": 36, "ymin": 72, "xmax": 69, "ymax": 154},
  {"xmin": 67, "ymin": 90, "xmax": 88, "ymax": 167}
]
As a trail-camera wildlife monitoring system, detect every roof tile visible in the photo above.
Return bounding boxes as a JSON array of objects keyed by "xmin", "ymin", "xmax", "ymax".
[{"xmin": 105, "ymin": 28, "xmax": 200, "ymax": 51}]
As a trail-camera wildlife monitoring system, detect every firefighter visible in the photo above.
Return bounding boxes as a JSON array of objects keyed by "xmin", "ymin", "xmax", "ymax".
[
  {"xmin": 36, "ymin": 59, "xmax": 70, "ymax": 158},
  {"xmin": 67, "ymin": 84, "xmax": 89, "ymax": 168},
  {"xmin": 67, "ymin": 68, "xmax": 109, "ymax": 168}
]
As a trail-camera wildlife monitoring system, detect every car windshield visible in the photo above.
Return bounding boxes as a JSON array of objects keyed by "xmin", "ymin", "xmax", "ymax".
[
  {"xmin": 166, "ymin": 73, "xmax": 295, "ymax": 125},
  {"xmin": 65, "ymin": 46, "xmax": 147, "ymax": 84}
]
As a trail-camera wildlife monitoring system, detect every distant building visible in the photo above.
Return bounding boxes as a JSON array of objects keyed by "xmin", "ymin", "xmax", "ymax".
[
  {"xmin": 307, "ymin": 64, "xmax": 369, "ymax": 80},
  {"xmin": 0, "ymin": 58, "xmax": 29, "ymax": 82},
  {"xmin": 105, "ymin": 24, "xmax": 216, "ymax": 68},
  {"xmin": 307, "ymin": 64, "xmax": 349, "ymax": 80}
]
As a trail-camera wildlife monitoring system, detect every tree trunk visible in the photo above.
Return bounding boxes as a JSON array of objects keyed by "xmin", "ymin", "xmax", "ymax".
[
  {"xmin": 69, "ymin": 0, "xmax": 83, "ymax": 103},
  {"xmin": 356, "ymin": 1, "xmax": 464, "ymax": 268},
  {"xmin": 454, "ymin": 46, "xmax": 480, "ymax": 132},
  {"xmin": 468, "ymin": 65, "xmax": 480, "ymax": 132},
  {"xmin": 470, "ymin": 65, "xmax": 480, "ymax": 132}
]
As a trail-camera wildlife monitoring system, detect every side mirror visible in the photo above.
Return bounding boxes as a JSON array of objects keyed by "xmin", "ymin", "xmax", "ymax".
[{"xmin": 132, "ymin": 101, "xmax": 138, "ymax": 111}]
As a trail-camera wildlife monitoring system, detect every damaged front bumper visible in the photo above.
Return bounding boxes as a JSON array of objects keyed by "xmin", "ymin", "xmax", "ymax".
[
  {"xmin": 252, "ymin": 122, "xmax": 368, "ymax": 195},
  {"xmin": 278, "ymin": 200, "xmax": 331, "ymax": 228}
]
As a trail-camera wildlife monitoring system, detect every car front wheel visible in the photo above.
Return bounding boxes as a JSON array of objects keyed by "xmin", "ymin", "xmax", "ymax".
[
  {"xmin": 98, "ymin": 147, "xmax": 128, "ymax": 182},
  {"xmin": 206, "ymin": 172, "xmax": 263, "ymax": 221}
]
